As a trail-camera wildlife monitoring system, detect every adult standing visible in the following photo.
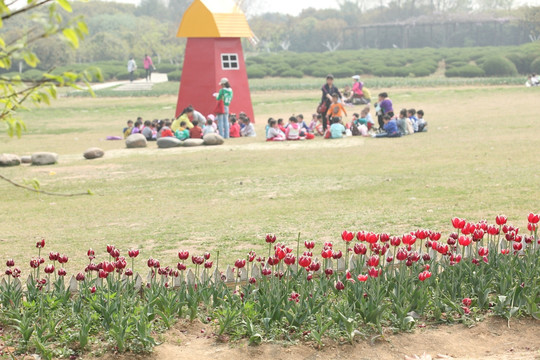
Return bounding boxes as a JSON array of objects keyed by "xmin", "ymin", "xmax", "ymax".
[
  {"xmin": 127, "ymin": 57, "xmax": 137, "ymax": 83},
  {"xmin": 215, "ymin": 78, "xmax": 233, "ymax": 139},
  {"xmin": 318, "ymin": 74, "xmax": 341, "ymax": 131},
  {"xmin": 143, "ymin": 54, "xmax": 155, "ymax": 82}
]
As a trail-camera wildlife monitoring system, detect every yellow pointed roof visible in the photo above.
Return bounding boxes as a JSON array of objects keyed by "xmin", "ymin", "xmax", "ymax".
[{"xmin": 177, "ymin": 0, "xmax": 253, "ymax": 38}]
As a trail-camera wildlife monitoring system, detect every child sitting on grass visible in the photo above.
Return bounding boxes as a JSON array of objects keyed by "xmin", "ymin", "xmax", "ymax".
[
  {"xmin": 160, "ymin": 121, "xmax": 174, "ymax": 138},
  {"xmin": 240, "ymin": 117, "xmax": 256, "ymax": 137},
  {"xmin": 328, "ymin": 118, "xmax": 346, "ymax": 139},
  {"xmin": 189, "ymin": 119, "xmax": 203, "ymax": 139},
  {"xmin": 265, "ymin": 118, "xmax": 274, "ymax": 138},
  {"xmin": 175, "ymin": 121, "xmax": 190, "ymax": 140},
  {"xmin": 131, "ymin": 119, "xmax": 142, "ymax": 135},
  {"xmin": 203, "ymin": 118, "xmax": 215, "ymax": 136},
  {"xmin": 141, "ymin": 120, "xmax": 153, "ymax": 140},
  {"xmin": 266, "ymin": 119, "xmax": 286, "ymax": 141},
  {"xmin": 229, "ymin": 116, "xmax": 240, "ymax": 138},
  {"xmin": 286, "ymin": 116, "xmax": 303, "ymax": 140},
  {"xmin": 351, "ymin": 113, "xmax": 368, "ymax": 137},
  {"xmin": 407, "ymin": 109, "xmax": 418, "ymax": 133},
  {"xmin": 397, "ymin": 109, "xmax": 413, "ymax": 136},
  {"xmin": 373, "ymin": 115, "xmax": 401, "ymax": 138},
  {"xmin": 297, "ymin": 114, "xmax": 310, "ymax": 134},
  {"xmin": 417, "ymin": 110, "xmax": 428, "ymax": 132},
  {"xmin": 277, "ymin": 118, "xmax": 287, "ymax": 134},
  {"xmin": 326, "ymin": 94, "xmax": 347, "ymax": 123},
  {"xmin": 123, "ymin": 120, "xmax": 133, "ymax": 138}
]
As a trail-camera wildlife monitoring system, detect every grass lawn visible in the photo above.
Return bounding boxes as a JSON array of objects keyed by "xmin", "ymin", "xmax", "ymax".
[{"xmin": 0, "ymin": 84, "xmax": 539, "ymax": 274}]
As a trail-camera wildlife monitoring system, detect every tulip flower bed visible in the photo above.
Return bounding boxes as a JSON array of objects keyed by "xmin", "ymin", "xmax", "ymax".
[{"xmin": 0, "ymin": 214, "xmax": 539, "ymax": 359}]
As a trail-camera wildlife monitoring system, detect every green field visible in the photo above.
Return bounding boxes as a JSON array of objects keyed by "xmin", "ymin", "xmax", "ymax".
[{"xmin": 1, "ymin": 84, "xmax": 539, "ymax": 273}]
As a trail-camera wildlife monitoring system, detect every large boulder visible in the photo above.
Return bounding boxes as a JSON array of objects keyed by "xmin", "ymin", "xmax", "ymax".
[
  {"xmin": 0, "ymin": 153, "xmax": 21, "ymax": 167},
  {"xmin": 183, "ymin": 138, "xmax": 204, "ymax": 147},
  {"xmin": 20, "ymin": 156, "xmax": 32, "ymax": 164},
  {"xmin": 83, "ymin": 147, "xmax": 104, "ymax": 160},
  {"xmin": 157, "ymin": 137, "xmax": 183, "ymax": 149},
  {"xmin": 203, "ymin": 133, "xmax": 225, "ymax": 146},
  {"xmin": 31, "ymin": 152, "xmax": 58, "ymax": 166},
  {"xmin": 125, "ymin": 134, "xmax": 147, "ymax": 148}
]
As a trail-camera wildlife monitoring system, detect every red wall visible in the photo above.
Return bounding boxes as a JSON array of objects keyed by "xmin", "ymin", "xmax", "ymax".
[{"xmin": 175, "ymin": 37, "xmax": 255, "ymax": 122}]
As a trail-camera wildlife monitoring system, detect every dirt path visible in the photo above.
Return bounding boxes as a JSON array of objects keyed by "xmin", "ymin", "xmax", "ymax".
[{"xmin": 99, "ymin": 317, "xmax": 539, "ymax": 360}]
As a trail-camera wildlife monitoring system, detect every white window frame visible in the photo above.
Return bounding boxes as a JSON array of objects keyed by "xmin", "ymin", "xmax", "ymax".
[{"xmin": 221, "ymin": 53, "xmax": 240, "ymax": 70}]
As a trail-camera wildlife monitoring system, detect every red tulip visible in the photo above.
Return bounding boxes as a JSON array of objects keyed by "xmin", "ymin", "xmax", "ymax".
[
  {"xmin": 422, "ymin": 253, "xmax": 431, "ymax": 261},
  {"xmin": 321, "ymin": 248, "xmax": 333, "ymax": 259},
  {"xmin": 204, "ymin": 252, "xmax": 211, "ymax": 260},
  {"xmin": 335, "ymin": 281, "xmax": 345, "ymax": 291},
  {"xmin": 307, "ymin": 273, "xmax": 313, "ymax": 281},
  {"xmin": 57, "ymin": 268, "xmax": 66, "ymax": 277},
  {"xmin": 495, "ymin": 215, "xmax": 507, "ymax": 225},
  {"xmin": 298, "ymin": 255, "xmax": 312, "ymax": 268},
  {"xmin": 49, "ymin": 252, "xmax": 59, "ymax": 261},
  {"xmin": 44, "ymin": 264, "xmax": 55, "ymax": 274},
  {"xmin": 58, "ymin": 254, "xmax": 68, "ymax": 264},
  {"xmin": 396, "ymin": 249, "xmax": 408, "ymax": 261},
  {"xmin": 288, "ymin": 291, "xmax": 300, "ymax": 302},
  {"xmin": 265, "ymin": 234, "xmax": 276, "ymax": 244},
  {"xmin": 128, "ymin": 249, "xmax": 140, "ymax": 258},
  {"xmin": 249, "ymin": 277, "xmax": 256, "ymax": 285},
  {"xmin": 365, "ymin": 232, "xmax": 379, "ymax": 244},
  {"xmin": 430, "ymin": 232, "xmax": 441, "ymax": 241},
  {"xmin": 501, "ymin": 249, "xmax": 510, "ymax": 255},
  {"xmin": 87, "ymin": 248, "xmax": 95, "ymax": 257},
  {"xmin": 323, "ymin": 241, "xmax": 333, "ymax": 249},
  {"xmin": 115, "ymin": 257, "xmax": 127, "ymax": 270},
  {"xmin": 357, "ymin": 274, "xmax": 368, "ymax": 282},
  {"xmin": 418, "ymin": 270, "xmax": 431, "ymax": 281},
  {"xmin": 267, "ymin": 256, "xmax": 279, "ymax": 266},
  {"xmin": 458, "ymin": 236, "xmax": 471, "ymax": 247},
  {"xmin": 177, "ymin": 263, "xmax": 186, "ymax": 271},
  {"xmin": 110, "ymin": 248, "xmax": 120, "ymax": 259},
  {"xmin": 379, "ymin": 233, "xmax": 390, "ymax": 243},
  {"xmin": 390, "ymin": 236, "xmax": 401, "ymax": 247},
  {"xmin": 324, "ymin": 268, "xmax": 333, "ymax": 276},
  {"xmin": 356, "ymin": 231, "xmax": 366, "ymax": 241},
  {"xmin": 275, "ymin": 247, "xmax": 286, "ymax": 260},
  {"xmin": 367, "ymin": 267, "xmax": 380, "ymax": 278},
  {"xmin": 353, "ymin": 243, "xmax": 367, "ymax": 255},
  {"xmin": 386, "ymin": 256, "xmax": 393, "ymax": 263},
  {"xmin": 234, "ymin": 259, "xmax": 246, "ymax": 269},
  {"xmin": 178, "ymin": 250, "xmax": 189, "ymax": 260},
  {"xmin": 76, "ymin": 272, "xmax": 85, "ymax": 281},
  {"xmin": 304, "ymin": 241, "xmax": 315, "ymax": 249},
  {"xmin": 98, "ymin": 269, "xmax": 108, "ymax": 278},
  {"xmin": 478, "ymin": 247, "xmax": 489, "ymax": 257},
  {"xmin": 402, "ymin": 234, "xmax": 416, "ymax": 246},
  {"xmin": 332, "ymin": 250, "xmax": 342, "ymax": 260},
  {"xmin": 462, "ymin": 306, "xmax": 471, "ymax": 314},
  {"xmin": 450, "ymin": 253, "xmax": 462, "ymax": 264},
  {"xmin": 106, "ymin": 244, "xmax": 115, "ymax": 254},
  {"xmin": 36, "ymin": 239, "xmax": 45, "ymax": 248},
  {"xmin": 527, "ymin": 212, "xmax": 539, "ymax": 224},
  {"xmin": 309, "ymin": 261, "xmax": 320, "ymax": 272},
  {"xmin": 262, "ymin": 267, "xmax": 272, "ymax": 276},
  {"xmin": 248, "ymin": 251, "xmax": 256, "ymax": 262},
  {"xmin": 341, "ymin": 231, "xmax": 354, "ymax": 242},
  {"xmin": 366, "ymin": 255, "xmax": 379, "ymax": 267},
  {"xmin": 415, "ymin": 230, "xmax": 428, "ymax": 240},
  {"xmin": 204, "ymin": 261, "xmax": 213, "ymax": 269},
  {"xmin": 487, "ymin": 225, "xmax": 499, "ymax": 235},
  {"xmin": 90, "ymin": 286, "xmax": 96, "ymax": 294},
  {"xmin": 472, "ymin": 229, "xmax": 485, "ymax": 241},
  {"xmin": 462, "ymin": 298, "xmax": 472, "ymax": 307},
  {"xmin": 461, "ymin": 222, "xmax": 475, "ymax": 235},
  {"xmin": 6, "ymin": 259, "xmax": 14, "ymax": 267},
  {"xmin": 513, "ymin": 242, "xmax": 522, "ymax": 251},
  {"xmin": 103, "ymin": 261, "xmax": 115, "ymax": 273},
  {"xmin": 345, "ymin": 271, "xmax": 353, "ymax": 281},
  {"xmin": 5, "ymin": 269, "xmax": 12, "ymax": 276},
  {"xmin": 451, "ymin": 217, "xmax": 466, "ymax": 229},
  {"xmin": 528, "ymin": 223, "xmax": 537, "ymax": 232}
]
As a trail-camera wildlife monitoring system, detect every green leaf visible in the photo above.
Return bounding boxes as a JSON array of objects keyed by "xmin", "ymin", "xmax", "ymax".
[
  {"xmin": 62, "ymin": 28, "xmax": 79, "ymax": 48},
  {"xmin": 56, "ymin": 0, "xmax": 72, "ymax": 12}
]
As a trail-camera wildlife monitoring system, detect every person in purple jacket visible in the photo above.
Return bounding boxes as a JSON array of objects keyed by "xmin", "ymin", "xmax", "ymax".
[
  {"xmin": 376, "ymin": 92, "xmax": 394, "ymax": 131},
  {"xmin": 372, "ymin": 115, "xmax": 401, "ymax": 138}
]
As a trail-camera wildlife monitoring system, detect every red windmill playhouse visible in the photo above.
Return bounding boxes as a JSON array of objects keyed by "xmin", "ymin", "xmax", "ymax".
[{"xmin": 175, "ymin": 0, "xmax": 255, "ymax": 122}]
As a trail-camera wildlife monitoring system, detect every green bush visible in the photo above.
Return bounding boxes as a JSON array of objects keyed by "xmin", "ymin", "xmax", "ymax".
[
  {"xmin": 115, "ymin": 69, "xmax": 145, "ymax": 81},
  {"xmin": 21, "ymin": 69, "xmax": 44, "ymax": 81},
  {"xmin": 372, "ymin": 66, "xmax": 395, "ymax": 77},
  {"xmin": 156, "ymin": 64, "xmax": 180, "ymax": 74},
  {"xmin": 445, "ymin": 65, "xmax": 485, "ymax": 78},
  {"xmin": 280, "ymin": 69, "xmax": 304, "ymax": 78},
  {"xmin": 332, "ymin": 66, "xmax": 354, "ymax": 78},
  {"xmin": 167, "ymin": 70, "xmax": 182, "ymax": 81},
  {"xmin": 247, "ymin": 65, "xmax": 267, "ymax": 79},
  {"xmin": 481, "ymin": 56, "xmax": 518, "ymax": 77},
  {"xmin": 530, "ymin": 57, "xmax": 540, "ymax": 74},
  {"xmin": 505, "ymin": 53, "xmax": 529, "ymax": 74},
  {"xmin": 408, "ymin": 66, "xmax": 432, "ymax": 77}
]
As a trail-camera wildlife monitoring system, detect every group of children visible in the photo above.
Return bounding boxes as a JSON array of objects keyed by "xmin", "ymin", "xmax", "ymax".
[
  {"xmin": 123, "ymin": 112, "xmax": 256, "ymax": 142},
  {"xmin": 525, "ymin": 73, "xmax": 539, "ymax": 87},
  {"xmin": 372, "ymin": 92, "xmax": 428, "ymax": 138}
]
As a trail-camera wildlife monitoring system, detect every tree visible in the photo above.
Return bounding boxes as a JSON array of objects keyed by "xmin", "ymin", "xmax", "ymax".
[{"xmin": 0, "ymin": 0, "xmax": 98, "ymax": 137}]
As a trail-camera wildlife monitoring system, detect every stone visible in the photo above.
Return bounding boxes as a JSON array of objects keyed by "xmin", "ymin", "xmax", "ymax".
[
  {"xmin": 203, "ymin": 133, "xmax": 225, "ymax": 146},
  {"xmin": 0, "ymin": 153, "xmax": 21, "ymax": 167},
  {"xmin": 183, "ymin": 138, "xmax": 204, "ymax": 147},
  {"xmin": 157, "ymin": 137, "xmax": 182, "ymax": 149},
  {"xmin": 83, "ymin": 147, "xmax": 104, "ymax": 160},
  {"xmin": 125, "ymin": 133, "xmax": 147, "ymax": 148},
  {"xmin": 21, "ymin": 156, "xmax": 32, "ymax": 164},
  {"xmin": 31, "ymin": 152, "xmax": 58, "ymax": 166}
]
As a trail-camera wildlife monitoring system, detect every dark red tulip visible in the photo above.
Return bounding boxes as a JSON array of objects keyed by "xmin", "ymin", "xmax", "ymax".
[
  {"xmin": 204, "ymin": 261, "xmax": 213, "ymax": 269},
  {"xmin": 11, "ymin": 268, "xmax": 21, "ymax": 278},
  {"xmin": 357, "ymin": 274, "xmax": 368, "ymax": 282},
  {"xmin": 36, "ymin": 239, "xmax": 45, "ymax": 248},
  {"xmin": 57, "ymin": 268, "xmax": 67, "ymax": 277},
  {"xmin": 44, "ymin": 264, "xmax": 55, "ymax": 274},
  {"xmin": 58, "ymin": 254, "xmax": 68, "ymax": 264},
  {"xmin": 304, "ymin": 241, "xmax": 315, "ymax": 249},
  {"xmin": 178, "ymin": 250, "xmax": 189, "ymax": 260},
  {"xmin": 87, "ymin": 248, "xmax": 95, "ymax": 257},
  {"xmin": 115, "ymin": 257, "xmax": 127, "ymax": 270},
  {"xmin": 332, "ymin": 250, "xmax": 342, "ymax": 260},
  {"xmin": 248, "ymin": 277, "xmax": 256, "ymax": 285},
  {"xmin": 429, "ymin": 232, "xmax": 441, "ymax": 241},
  {"xmin": 396, "ymin": 249, "xmax": 408, "ymax": 261},
  {"xmin": 341, "ymin": 231, "xmax": 354, "ymax": 242},
  {"xmin": 386, "ymin": 256, "xmax": 393, "ymax": 263},
  {"xmin": 335, "ymin": 281, "xmax": 345, "ymax": 291},
  {"xmin": 39, "ymin": 257, "xmax": 45, "ymax": 264},
  {"xmin": 527, "ymin": 212, "xmax": 539, "ymax": 224},
  {"xmin": 76, "ymin": 272, "xmax": 85, "ymax": 281},
  {"xmin": 5, "ymin": 269, "xmax": 12, "ymax": 276},
  {"xmin": 248, "ymin": 251, "xmax": 256, "ymax": 262},
  {"xmin": 324, "ymin": 268, "xmax": 333, "ymax": 276},
  {"xmin": 106, "ymin": 244, "xmax": 115, "ymax": 254},
  {"xmin": 379, "ymin": 233, "xmax": 390, "ymax": 243},
  {"xmin": 262, "ymin": 267, "xmax": 272, "ymax": 276},
  {"xmin": 102, "ymin": 261, "xmax": 115, "ymax": 273},
  {"xmin": 298, "ymin": 255, "xmax": 311, "ymax": 268},
  {"xmin": 367, "ymin": 267, "xmax": 380, "ymax": 278},
  {"xmin": 309, "ymin": 261, "xmax": 320, "ymax": 272},
  {"xmin": 98, "ymin": 269, "xmax": 108, "ymax": 278},
  {"xmin": 109, "ymin": 248, "xmax": 120, "ymax": 259},
  {"xmin": 422, "ymin": 253, "xmax": 431, "ymax": 261},
  {"xmin": 307, "ymin": 273, "xmax": 313, "ymax": 281},
  {"xmin": 265, "ymin": 234, "xmax": 276, "ymax": 244},
  {"xmin": 128, "ymin": 249, "xmax": 140, "ymax": 258},
  {"xmin": 495, "ymin": 215, "xmax": 507, "ymax": 225},
  {"xmin": 234, "ymin": 259, "xmax": 246, "ymax": 269},
  {"xmin": 177, "ymin": 263, "xmax": 186, "ymax": 271},
  {"xmin": 49, "ymin": 252, "xmax": 59, "ymax": 261},
  {"xmin": 191, "ymin": 255, "xmax": 204, "ymax": 265},
  {"xmin": 204, "ymin": 252, "xmax": 211, "ymax": 260},
  {"xmin": 513, "ymin": 242, "xmax": 523, "ymax": 251},
  {"xmin": 288, "ymin": 292, "xmax": 300, "ymax": 302},
  {"xmin": 353, "ymin": 243, "xmax": 367, "ymax": 255},
  {"xmin": 6, "ymin": 259, "xmax": 14, "ymax": 267},
  {"xmin": 390, "ymin": 236, "xmax": 401, "ymax": 247}
]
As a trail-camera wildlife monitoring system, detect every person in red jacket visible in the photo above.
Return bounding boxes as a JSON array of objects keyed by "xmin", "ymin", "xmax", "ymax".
[
  {"xmin": 189, "ymin": 119, "xmax": 203, "ymax": 139},
  {"xmin": 229, "ymin": 116, "xmax": 240, "ymax": 138}
]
